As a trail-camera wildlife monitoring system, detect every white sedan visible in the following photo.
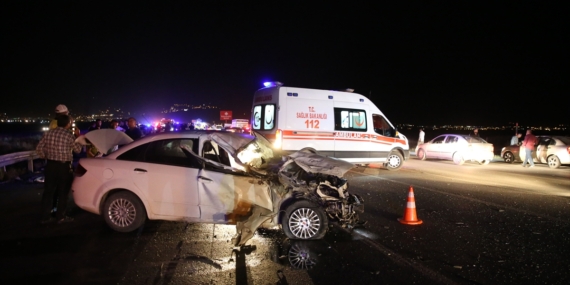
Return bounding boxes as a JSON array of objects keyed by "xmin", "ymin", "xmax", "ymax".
[
  {"xmin": 416, "ymin": 134, "xmax": 494, "ymax": 165},
  {"xmin": 72, "ymin": 130, "xmax": 364, "ymax": 246}
]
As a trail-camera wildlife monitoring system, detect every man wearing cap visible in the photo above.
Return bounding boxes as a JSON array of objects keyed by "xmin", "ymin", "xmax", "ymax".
[
  {"xmin": 50, "ymin": 104, "xmax": 69, "ymax": 130},
  {"xmin": 37, "ymin": 114, "xmax": 83, "ymax": 224}
]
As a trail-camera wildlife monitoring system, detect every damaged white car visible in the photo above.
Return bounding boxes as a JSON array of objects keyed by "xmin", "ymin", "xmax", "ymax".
[{"xmin": 72, "ymin": 130, "xmax": 364, "ymax": 246}]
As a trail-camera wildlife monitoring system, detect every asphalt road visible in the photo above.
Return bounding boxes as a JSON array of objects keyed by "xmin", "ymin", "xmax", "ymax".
[{"xmin": 0, "ymin": 158, "xmax": 569, "ymax": 285}]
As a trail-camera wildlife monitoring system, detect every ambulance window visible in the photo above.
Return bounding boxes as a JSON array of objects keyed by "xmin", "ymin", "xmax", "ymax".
[
  {"xmin": 252, "ymin": 104, "xmax": 275, "ymax": 130},
  {"xmin": 264, "ymin": 105, "xmax": 275, "ymax": 129},
  {"xmin": 334, "ymin": 108, "xmax": 367, "ymax": 132},
  {"xmin": 252, "ymin": 105, "xmax": 262, "ymax": 130},
  {"xmin": 373, "ymin": 114, "xmax": 396, "ymax": 137}
]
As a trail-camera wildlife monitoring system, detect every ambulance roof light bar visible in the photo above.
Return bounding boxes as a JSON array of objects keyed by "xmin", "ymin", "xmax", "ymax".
[{"xmin": 263, "ymin": 81, "xmax": 283, "ymax": 88}]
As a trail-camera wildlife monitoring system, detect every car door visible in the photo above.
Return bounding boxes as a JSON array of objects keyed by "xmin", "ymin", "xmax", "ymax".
[
  {"xmin": 197, "ymin": 140, "xmax": 272, "ymax": 224},
  {"xmin": 426, "ymin": 135, "xmax": 447, "ymax": 159},
  {"xmin": 535, "ymin": 137, "xmax": 551, "ymax": 163},
  {"xmin": 441, "ymin": 135, "xmax": 460, "ymax": 160},
  {"xmin": 118, "ymin": 138, "xmax": 201, "ymax": 218}
]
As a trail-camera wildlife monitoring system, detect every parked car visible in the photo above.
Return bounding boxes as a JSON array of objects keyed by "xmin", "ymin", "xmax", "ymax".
[
  {"xmin": 416, "ymin": 134, "xmax": 494, "ymax": 165},
  {"xmin": 72, "ymin": 130, "xmax": 364, "ymax": 246},
  {"xmin": 501, "ymin": 136, "xmax": 570, "ymax": 168}
]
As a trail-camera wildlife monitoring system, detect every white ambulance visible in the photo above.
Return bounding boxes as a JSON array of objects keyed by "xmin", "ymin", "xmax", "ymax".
[{"xmin": 251, "ymin": 82, "xmax": 410, "ymax": 170}]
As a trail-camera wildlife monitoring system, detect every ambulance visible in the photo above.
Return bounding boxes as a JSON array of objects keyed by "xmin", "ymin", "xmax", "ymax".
[{"xmin": 251, "ymin": 82, "xmax": 410, "ymax": 170}]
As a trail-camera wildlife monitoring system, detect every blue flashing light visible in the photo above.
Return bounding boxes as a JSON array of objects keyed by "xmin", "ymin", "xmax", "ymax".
[
  {"xmin": 328, "ymin": 95, "xmax": 333, "ymax": 99},
  {"xmin": 263, "ymin": 81, "xmax": 283, "ymax": 88}
]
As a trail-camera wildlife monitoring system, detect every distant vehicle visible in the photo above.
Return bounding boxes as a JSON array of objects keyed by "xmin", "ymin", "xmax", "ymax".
[
  {"xmin": 224, "ymin": 127, "xmax": 244, "ymax": 133},
  {"xmin": 416, "ymin": 134, "xmax": 494, "ymax": 165},
  {"xmin": 72, "ymin": 130, "xmax": 364, "ymax": 246},
  {"xmin": 501, "ymin": 136, "xmax": 570, "ymax": 168},
  {"xmin": 231, "ymin": 119, "xmax": 249, "ymax": 129}
]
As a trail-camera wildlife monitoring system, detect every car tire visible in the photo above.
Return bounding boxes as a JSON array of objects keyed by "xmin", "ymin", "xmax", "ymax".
[
  {"xmin": 102, "ymin": 191, "xmax": 146, "ymax": 233},
  {"xmin": 282, "ymin": 200, "xmax": 328, "ymax": 240},
  {"xmin": 503, "ymin": 152, "xmax": 515, "ymax": 163},
  {"xmin": 385, "ymin": 151, "xmax": 404, "ymax": 171},
  {"xmin": 547, "ymin": 155, "xmax": 561, "ymax": 169},
  {"xmin": 453, "ymin": 153, "xmax": 465, "ymax": 165},
  {"xmin": 417, "ymin": 149, "xmax": 427, "ymax": 161}
]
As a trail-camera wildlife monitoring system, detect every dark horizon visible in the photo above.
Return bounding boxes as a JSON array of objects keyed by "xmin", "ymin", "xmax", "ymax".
[{"xmin": 3, "ymin": 2, "xmax": 567, "ymax": 127}]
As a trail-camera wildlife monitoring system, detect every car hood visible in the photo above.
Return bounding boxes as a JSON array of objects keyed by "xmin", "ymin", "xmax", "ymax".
[
  {"xmin": 80, "ymin": 129, "xmax": 133, "ymax": 155},
  {"xmin": 283, "ymin": 151, "xmax": 355, "ymax": 177}
]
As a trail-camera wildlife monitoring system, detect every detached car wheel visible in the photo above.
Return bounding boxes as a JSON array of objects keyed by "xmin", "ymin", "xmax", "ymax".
[
  {"xmin": 503, "ymin": 152, "xmax": 515, "ymax": 163},
  {"xmin": 283, "ymin": 200, "xmax": 328, "ymax": 240},
  {"xmin": 547, "ymin": 155, "xmax": 561, "ymax": 168},
  {"xmin": 385, "ymin": 151, "xmax": 404, "ymax": 171},
  {"xmin": 103, "ymin": 191, "xmax": 146, "ymax": 232},
  {"xmin": 417, "ymin": 149, "xmax": 427, "ymax": 161}
]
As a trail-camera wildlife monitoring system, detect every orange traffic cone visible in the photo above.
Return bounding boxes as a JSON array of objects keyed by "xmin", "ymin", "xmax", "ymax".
[{"xmin": 398, "ymin": 186, "xmax": 423, "ymax": 225}]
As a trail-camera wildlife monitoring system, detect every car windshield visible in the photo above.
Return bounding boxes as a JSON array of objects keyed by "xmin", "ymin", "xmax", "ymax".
[
  {"xmin": 462, "ymin": 135, "xmax": 488, "ymax": 143},
  {"xmin": 236, "ymin": 132, "xmax": 277, "ymax": 169}
]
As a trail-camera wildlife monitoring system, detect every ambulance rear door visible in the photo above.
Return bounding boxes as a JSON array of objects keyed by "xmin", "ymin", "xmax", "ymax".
[{"xmin": 281, "ymin": 88, "xmax": 335, "ymax": 155}]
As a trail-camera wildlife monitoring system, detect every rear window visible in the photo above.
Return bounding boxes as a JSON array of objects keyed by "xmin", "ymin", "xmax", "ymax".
[
  {"xmin": 462, "ymin": 135, "xmax": 488, "ymax": 143},
  {"xmin": 252, "ymin": 104, "xmax": 276, "ymax": 131}
]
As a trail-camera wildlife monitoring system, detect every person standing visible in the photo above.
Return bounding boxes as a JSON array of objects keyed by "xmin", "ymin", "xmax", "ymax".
[
  {"xmin": 125, "ymin": 117, "xmax": 143, "ymax": 140},
  {"xmin": 49, "ymin": 104, "xmax": 69, "ymax": 130},
  {"xmin": 521, "ymin": 129, "xmax": 537, "ymax": 168},
  {"xmin": 36, "ymin": 114, "xmax": 83, "ymax": 224},
  {"xmin": 88, "ymin": 119, "xmax": 102, "ymax": 131},
  {"xmin": 511, "ymin": 133, "xmax": 522, "ymax": 146},
  {"xmin": 110, "ymin": 119, "xmax": 125, "ymax": 132},
  {"xmin": 418, "ymin": 128, "xmax": 425, "ymax": 145},
  {"xmin": 471, "ymin": 128, "xmax": 480, "ymax": 137}
]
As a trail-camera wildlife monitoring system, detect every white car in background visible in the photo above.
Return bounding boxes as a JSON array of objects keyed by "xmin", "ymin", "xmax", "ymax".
[
  {"xmin": 72, "ymin": 130, "xmax": 364, "ymax": 246},
  {"xmin": 416, "ymin": 134, "xmax": 494, "ymax": 165}
]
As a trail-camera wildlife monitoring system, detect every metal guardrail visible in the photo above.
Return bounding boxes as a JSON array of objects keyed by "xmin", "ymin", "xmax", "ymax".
[{"xmin": 0, "ymin": 151, "xmax": 39, "ymax": 172}]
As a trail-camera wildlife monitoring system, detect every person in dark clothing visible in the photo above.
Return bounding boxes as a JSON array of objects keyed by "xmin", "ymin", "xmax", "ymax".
[
  {"xmin": 88, "ymin": 119, "xmax": 102, "ymax": 131},
  {"xmin": 36, "ymin": 115, "xmax": 83, "ymax": 224},
  {"xmin": 125, "ymin": 117, "xmax": 144, "ymax": 140},
  {"xmin": 471, "ymin": 128, "xmax": 480, "ymax": 137}
]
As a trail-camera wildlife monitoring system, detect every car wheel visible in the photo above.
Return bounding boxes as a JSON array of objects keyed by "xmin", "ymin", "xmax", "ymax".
[
  {"xmin": 481, "ymin": 159, "xmax": 491, "ymax": 165},
  {"xmin": 103, "ymin": 191, "xmax": 146, "ymax": 233},
  {"xmin": 282, "ymin": 200, "xmax": 328, "ymax": 240},
  {"xmin": 385, "ymin": 151, "xmax": 404, "ymax": 171},
  {"xmin": 453, "ymin": 153, "xmax": 465, "ymax": 165},
  {"xmin": 547, "ymin": 155, "xmax": 561, "ymax": 168},
  {"xmin": 417, "ymin": 148, "xmax": 427, "ymax": 160},
  {"xmin": 503, "ymin": 152, "xmax": 515, "ymax": 163}
]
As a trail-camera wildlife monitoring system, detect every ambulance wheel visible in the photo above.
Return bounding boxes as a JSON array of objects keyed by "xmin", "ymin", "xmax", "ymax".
[{"xmin": 385, "ymin": 152, "xmax": 403, "ymax": 171}]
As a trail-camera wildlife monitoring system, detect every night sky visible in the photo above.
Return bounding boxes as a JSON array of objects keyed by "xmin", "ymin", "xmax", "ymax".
[{"xmin": 3, "ymin": 2, "xmax": 567, "ymax": 126}]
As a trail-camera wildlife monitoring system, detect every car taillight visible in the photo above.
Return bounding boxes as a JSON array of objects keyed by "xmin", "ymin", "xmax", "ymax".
[
  {"xmin": 567, "ymin": 146, "xmax": 570, "ymax": 154},
  {"xmin": 75, "ymin": 163, "xmax": 87, "ymax": 177},
  {"xmin": 274, "ymin": 129, "xmax": 283, "ymax": 149}
]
